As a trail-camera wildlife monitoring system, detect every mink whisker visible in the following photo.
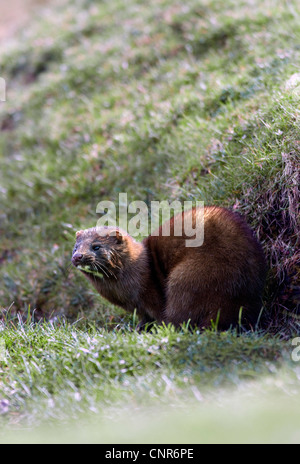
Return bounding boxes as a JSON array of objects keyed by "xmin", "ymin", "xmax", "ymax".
[{"xmin": 94, "ymin": 261, "xmax": 111, "ymax": 279}]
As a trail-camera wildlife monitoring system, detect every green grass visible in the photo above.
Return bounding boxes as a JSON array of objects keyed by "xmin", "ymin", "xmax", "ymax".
[
  {"xmin": 0, "ymin": 0, "xmax": 299, "ymax": 442},
  {"xmin": 3, "ymin": 378, "xmax": 300, "ymax": 444},
  {"xmin": 0, "ymin": 318, "xmax": 298, "ymax": 443}
]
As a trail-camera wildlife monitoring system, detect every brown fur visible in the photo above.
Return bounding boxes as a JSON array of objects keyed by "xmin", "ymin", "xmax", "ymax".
[{"xmin": 72, "ymin": 206, "xmax": 267, "ymax": 330}]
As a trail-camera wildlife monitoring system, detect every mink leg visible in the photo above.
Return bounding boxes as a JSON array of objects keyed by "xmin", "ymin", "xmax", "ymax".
[{"xmin": 136, "ymin": 314, "xmax": 155, "ymax": 332}]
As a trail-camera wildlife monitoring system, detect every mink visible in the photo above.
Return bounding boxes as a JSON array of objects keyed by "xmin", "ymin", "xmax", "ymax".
[{"xmin": 72, "ymin": 206, "xmax": 267, "ymax": 330}]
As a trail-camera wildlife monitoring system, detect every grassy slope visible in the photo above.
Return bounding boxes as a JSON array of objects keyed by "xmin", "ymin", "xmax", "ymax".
[
  {"xmin": 0, "ymin": 0, "xmax": 300, "ymax": 442},
  {"xmin": 0, "ymin": 0, "xmax": 299, "ymax": 322}
]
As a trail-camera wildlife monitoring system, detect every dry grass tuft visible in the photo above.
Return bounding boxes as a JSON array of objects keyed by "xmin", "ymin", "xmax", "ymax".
[{"xmin": 241, "ymin": 150, "xmax": 300, "ymax": 334}]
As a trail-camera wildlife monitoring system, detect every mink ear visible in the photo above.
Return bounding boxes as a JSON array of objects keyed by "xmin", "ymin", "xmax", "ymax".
[
  {"xmin": 76, "ymin": 230, "xmax": 84, "ymax": 239},
  {"xmin": 115, "ymin": 230, "xmax": 123, "ymax": 243},
  {"xmin": 109, "ymin": 229, "xmax": 123, "ymax": 243}
]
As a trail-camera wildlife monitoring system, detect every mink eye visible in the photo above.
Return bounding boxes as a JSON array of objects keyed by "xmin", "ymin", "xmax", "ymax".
[{"xmin": 92, "ymin": 245, "xmax": 101, "ymax": 251}]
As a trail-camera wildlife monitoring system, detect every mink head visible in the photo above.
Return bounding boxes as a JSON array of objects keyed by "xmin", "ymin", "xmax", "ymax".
[{"xmin": 72, "ymin": 227, "xmax": 128, "ymax": 278}]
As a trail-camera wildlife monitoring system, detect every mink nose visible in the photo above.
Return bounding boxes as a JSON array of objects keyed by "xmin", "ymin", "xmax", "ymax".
[{"xmin": 72, "ymin": 253, "xmax": 84, "ymax": 266}]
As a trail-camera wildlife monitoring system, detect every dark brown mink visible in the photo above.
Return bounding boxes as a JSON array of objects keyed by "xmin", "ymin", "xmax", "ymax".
[{"xmin": 72, "ymin": 206, "xmax": 267, "ymax": 330}]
